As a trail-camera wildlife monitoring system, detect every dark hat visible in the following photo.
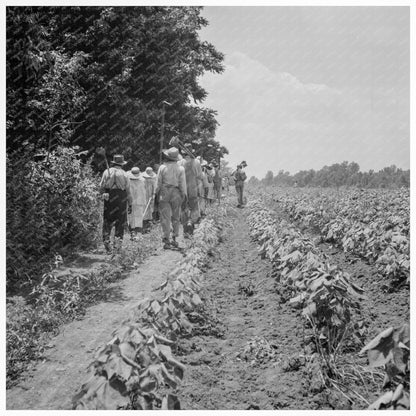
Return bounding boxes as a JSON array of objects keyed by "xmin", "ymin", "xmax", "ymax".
[{"xmin": 111, "ymin": 154, "xmax": 128, "ymax": 166}]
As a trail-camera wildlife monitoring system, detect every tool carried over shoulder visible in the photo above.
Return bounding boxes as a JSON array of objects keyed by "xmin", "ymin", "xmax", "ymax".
[{"xmin": 169, "ymin": 136, "xmax": 195, "ymax": 158}]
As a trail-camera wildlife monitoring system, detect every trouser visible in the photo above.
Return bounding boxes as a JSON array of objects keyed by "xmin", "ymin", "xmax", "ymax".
[
  {"xmin": 159, "ymin": 185, "xmax": 182, "ymax": 240},
  {"xmin": 199, "ymin": 195, "xmax": 206, "ymax": 216},
  {"xmin": 235, "ymin": 183, "xmax": 244, "ymax": 206},
  {"xmin": 103, "ymin": 188, "xmax": 128, "ymax": 250},
  {"xmin": 214, "ymin": 184, "xmax": 221, "ymax": 200},
  {"xmin": 153, "ymin": 193, "xmax": 160, "ymax": 221},
  {"xmin": 181, "ymin": 195, "xmax": 200, "ymax": 225}
]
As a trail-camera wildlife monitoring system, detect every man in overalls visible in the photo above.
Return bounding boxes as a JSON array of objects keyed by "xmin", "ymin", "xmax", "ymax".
[
  {"xmin": 155, "ymin": 147, "xmax": 187, "ymax": 249},
  {"xmin": 100, "ymin": 154, "xmax": 132, "ymax": 253}
]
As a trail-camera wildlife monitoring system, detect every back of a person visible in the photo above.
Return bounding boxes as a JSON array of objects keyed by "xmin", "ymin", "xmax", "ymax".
[
  {"xmin": 160, "ymin": 161, "xmax": 182, "ymax": 187},
  {"xmin": 214, "ymin": 168, "xmax": 222, "ymax": 188},
  {"xmin": 105, "ymin": 166, "xmax": 129, "ymax": 190},
  {"xmin": 128, "ymin": 174, "xmax": 146, "ymax": 203},
  {"xmin": 235, "ymin": 169, "xmax": 246, "ymax": 185},
  {"xmin": 182, "ymin": 158, "xmax": 199, "ymax": 197}
]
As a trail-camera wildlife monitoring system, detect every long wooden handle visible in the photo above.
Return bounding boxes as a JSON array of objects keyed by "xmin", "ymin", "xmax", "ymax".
[{"xmin": 143, "ymin": 196, "xmax": 153, "ymax": 217}]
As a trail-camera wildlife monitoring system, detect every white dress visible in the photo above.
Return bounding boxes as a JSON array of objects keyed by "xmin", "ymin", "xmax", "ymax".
[{"xmin": 127, "ymin": 173, "xmax": 147, "ymax": 228}]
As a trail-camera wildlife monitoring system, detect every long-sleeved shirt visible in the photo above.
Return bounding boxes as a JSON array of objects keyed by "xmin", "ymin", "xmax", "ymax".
[
  {"xmin": 99, "ymin": 166, "xmax": 132, "ymax": 203},
  {"xmin": 156, "ymin": 161, "xmax": 187, "ymax": 197}
]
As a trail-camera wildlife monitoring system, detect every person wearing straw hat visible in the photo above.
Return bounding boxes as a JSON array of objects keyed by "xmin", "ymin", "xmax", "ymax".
[
  {"xmin": 99, "ymin": 154, "xmax": 132, "ymax": 253},
  {"xmin": 142, "ymin": 166, "xmax": 157, "ymax": 233},
  {"xmin": 127, "ymin": 167, "xmax": 147, "ymax": 239},
  {"xmin": 155, "ymin": 147, "xmax": 187, "ymax": 249}
]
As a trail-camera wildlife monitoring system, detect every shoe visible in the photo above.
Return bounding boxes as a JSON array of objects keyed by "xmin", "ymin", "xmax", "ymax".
[
  {"xmin": 162, "ymin": 238, "xmax": 171, "ymax": 249},
  {"xmin": 171, "ymin": 238, "xmax": 179, "ymax": 248},
  {"xmin": 184, "ymin": 221, "xmax": 194, "ymax": 235}
]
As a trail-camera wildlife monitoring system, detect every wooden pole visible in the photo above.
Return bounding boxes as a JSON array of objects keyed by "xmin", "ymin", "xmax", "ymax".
[{"xmin": 159, "ymin": 103, "xmax": 165, "ymax": 164}]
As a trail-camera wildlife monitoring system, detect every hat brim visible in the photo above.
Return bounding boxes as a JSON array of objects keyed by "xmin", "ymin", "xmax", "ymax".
[
  {"xmin": 111, "ymin": 161, "xmax": 128, "ymax": 166},
  {"xmin": 142, "ymin": 173, "xmax": 155, "ymax": 178},
  {"xmin": 162, "ymin": 150, "xmax": 179, "ymax": 161}
]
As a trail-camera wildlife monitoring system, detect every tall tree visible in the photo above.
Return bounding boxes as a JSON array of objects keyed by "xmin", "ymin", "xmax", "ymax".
[{"xmin": 7, "ymin": 6, "xmax": 226, "ymax": 167}]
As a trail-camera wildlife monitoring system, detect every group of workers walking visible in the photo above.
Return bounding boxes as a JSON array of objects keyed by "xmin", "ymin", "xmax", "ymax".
[{"xmin": 99, "ymin": 143, "xmax": 244, "ymax": 253}]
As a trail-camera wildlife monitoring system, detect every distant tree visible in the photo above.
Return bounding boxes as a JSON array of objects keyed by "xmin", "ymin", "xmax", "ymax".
[
  {"xmin": 263, "ymin": 170, "xmax": 274, "ymax": 186},
  {"xmin": 258, "ymin": 161, "xmax": 409, "ymax": 189},
  {"xmin": 248, "ymin": 176, "xmax": 260, "ymax": 186}
]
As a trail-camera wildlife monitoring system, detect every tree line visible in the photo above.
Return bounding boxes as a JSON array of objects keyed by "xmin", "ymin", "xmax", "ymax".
[
  {"xmin": 7, "ymin": 6, "xmax": 228, "ymax": 166},
  {"xmin": 253, "ymin": 161, "xmax": 410, "ymax": 189}
]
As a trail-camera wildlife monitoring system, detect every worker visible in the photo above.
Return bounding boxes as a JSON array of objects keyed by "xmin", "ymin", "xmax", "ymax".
[{"xmin": 155, "ymin": 147, "xmax": 187, "ymax": 249}]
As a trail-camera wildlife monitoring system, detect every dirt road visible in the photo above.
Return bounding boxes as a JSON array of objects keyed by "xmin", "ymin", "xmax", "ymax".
[{"xmin": 6, "ymin": 245, "xmax": 184, "ymax": 410}]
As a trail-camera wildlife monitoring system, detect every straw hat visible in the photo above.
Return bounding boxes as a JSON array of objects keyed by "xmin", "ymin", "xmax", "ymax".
[
  {"xmin": 162, "ymin": 147, "xmax": 180, "ymax": 161},
  {"xmin": 128, "ymin": 167, "xmax": 142, "ymax": 180},
  {"xmin": 131, "ymin": 167, "xmax": 141, "ymax": 175},
  {"xmin": 142, "ymin": 167, "xmax": 156, "ymax": 179}
]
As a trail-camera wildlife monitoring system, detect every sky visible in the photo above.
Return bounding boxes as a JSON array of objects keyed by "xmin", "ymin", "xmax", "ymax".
[{"xmin": 198, "ymin": 6, "xmax": 410, "ymax": 179}]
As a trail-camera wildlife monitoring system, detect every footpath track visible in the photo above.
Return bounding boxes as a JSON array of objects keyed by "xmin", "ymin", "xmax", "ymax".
[
  {"xmin": 6, "ymin": 246, "xmax": 184, "ymax": 410},
  {"xmin": 178, "ymin": 207, "xmax": 315, "ymax": 410}
]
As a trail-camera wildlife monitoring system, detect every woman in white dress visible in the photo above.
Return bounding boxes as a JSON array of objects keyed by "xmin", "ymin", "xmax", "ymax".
[
  {"xmin": 142, "ymin": 167, "xmax": 157, "ymax": 233},
  {"xmin": 206, "ymin": 164, "xmax": 215, "ymax": 205},
  {"xmin": 127, "ymin": 167, "xmax": 147, "ymax": 239}
]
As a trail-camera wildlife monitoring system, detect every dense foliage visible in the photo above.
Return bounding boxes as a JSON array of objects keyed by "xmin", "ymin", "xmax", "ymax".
[
  {"xmin": 7, "ymin": 6, "xmax": 227, "ymax": 167},
  {"xmin": 6, "ymin": 146, "xmax": 101, "ymax": 294},
  {"xmin": 258, "ymin": 161, "xmax": 409, "ymax": 188},
  {"xmin": 7, "ymin": 5, "xmax": 227, "ymax": 288}
]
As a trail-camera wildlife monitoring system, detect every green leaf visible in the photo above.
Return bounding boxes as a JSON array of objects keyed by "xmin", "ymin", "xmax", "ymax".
[
  {"xmin": 191, "ymin": 293, "xmax": 202, "ymax": 306},
  {"xmin": 104, "ymin": 354, "xmax": 132, "ymax": 381},
  {"xmin": 368, "ymin": 391, "xmax": 394, "ymax": 410},
  {"xmin": 139, "ymin": 375, "xmax": 157, "ymax": 393},
  {"xmin": 97, "ymin": 378, "xmax": 129, "ymax": 409},
  {"xmin": 151, "ymin": 300, "xmax": 161, "ymax": 315},
  {"xmin": 119, "ymin": 342, "xmax": 136, "ymax": 361},
  {"xmin": 161, "ymin": 394, "xmax": 181, "ymax": 410},
  {"xmin": 360, "ymin": 324, "xmax": 410, "ymax": 372}
]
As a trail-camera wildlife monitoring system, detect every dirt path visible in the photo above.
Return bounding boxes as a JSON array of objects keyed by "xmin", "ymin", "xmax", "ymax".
[
  {"xmin": 178, "ymin": 208, "xmax": 317, "ymax": 410},
  {"xmin": 6, "ymin": 243, "xmax": 184, "ymax": 410}
]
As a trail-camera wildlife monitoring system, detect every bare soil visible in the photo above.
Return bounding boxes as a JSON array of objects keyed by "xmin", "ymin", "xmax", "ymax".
[
  {"xmin": 6, "ymin": 244, "xmax": 184, "ymax": 410},
  {"xmin": 6, "ymin": 203, "xmax": 409, "ymax": 410}
]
